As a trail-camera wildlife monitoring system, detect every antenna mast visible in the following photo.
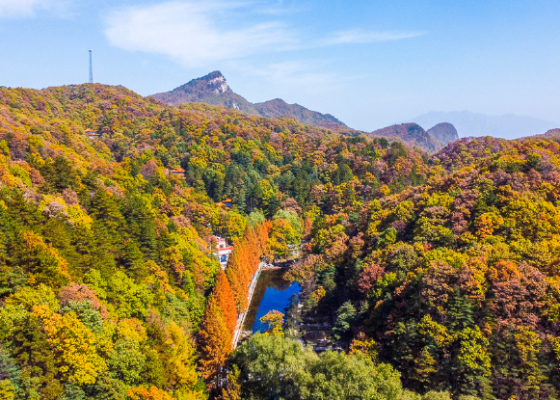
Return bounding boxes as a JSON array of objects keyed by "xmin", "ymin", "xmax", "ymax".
[{"xmin": 89, "ymin": 49, "xmax": 93, "ymax": 84}]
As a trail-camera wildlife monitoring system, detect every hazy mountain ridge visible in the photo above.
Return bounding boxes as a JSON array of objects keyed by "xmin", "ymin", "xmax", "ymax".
[
  {"xmin": 152, "ymin": 71, "xmax": 348, "ymax": 130},
  {"xmin": 369, "ymin": 122, "xmax": 459, "ymax": 152},
  {"xmin": 412, "ymin": 110, "xmax": 558, "ymax": 139},
  {"xmin": 254, "ymin": 98, "xmax": 347, "ymax": 130},
  {"xmin": 427, "ymin": 122, "xmax": 459, "ymax": 146}
]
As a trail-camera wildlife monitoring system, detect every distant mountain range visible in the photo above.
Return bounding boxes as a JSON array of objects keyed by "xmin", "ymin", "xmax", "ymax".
[
  {"xmin": 411, "ymin": 111, "xmax": 558, "ymax": 139},
  {"xmin": 150, "ymin": 72, "xmax": 558, "ymax": 150},
  {"xmin": 151, "ymin": 71, "xmax": 348, "ymax": 130},
  {"xmin": 369, "ymin": 122, "xmax": 459, "ymax": 152}
]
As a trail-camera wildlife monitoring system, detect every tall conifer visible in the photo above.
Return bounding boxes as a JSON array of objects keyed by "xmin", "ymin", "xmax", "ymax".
[
  {"xmin": 214, "ymin": 270, "xmax": 238, "ymax": 335},
  {"xmin": 198, "ymin": 294, "xmax": 232, "ymax": 385}
]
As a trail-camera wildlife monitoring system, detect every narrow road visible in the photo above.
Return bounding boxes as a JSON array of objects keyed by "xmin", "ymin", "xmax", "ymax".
[{"xmin": 232, "ymin": 261, "xmax": 268, "ymax": 348}]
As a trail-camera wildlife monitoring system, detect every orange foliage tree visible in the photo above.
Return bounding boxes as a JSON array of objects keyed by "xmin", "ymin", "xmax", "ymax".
[
  {"xmin": 213, "ymin": 270, "xmax": 237, "ymax": 335},
  {"xmin": 225, "ymin": 223, "xmax": 270, "ymax": 313},
  {"xmin": 59, "ymin": 282, "xmax": 109, "ymax": 319},
  {"xmin": 127, "ymin": 386, "xmax": 174, "ymax": 400},
  {"xmin": 198, "ymin": 222, "xmax": 270, "ymax": 390},
  {"xmin": 198, "ymin": 294, "xmax": 233, "ymax": 386}
]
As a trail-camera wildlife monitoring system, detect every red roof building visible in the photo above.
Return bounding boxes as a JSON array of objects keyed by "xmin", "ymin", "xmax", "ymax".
[{"xmin": 212, "ymin": 236, "xmax": 233, "ymax": 269}]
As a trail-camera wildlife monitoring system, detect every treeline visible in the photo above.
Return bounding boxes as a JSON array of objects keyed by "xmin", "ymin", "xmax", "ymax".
[
  {"xmin": 232, "ymin": 332, "xmax": 478, "ymax": 400},
  {"xmin": 198, "ymin": 221, "xmax": 270, "ymax": 387}
]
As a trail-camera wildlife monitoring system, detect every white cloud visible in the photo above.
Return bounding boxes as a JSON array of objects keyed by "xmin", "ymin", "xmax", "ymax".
[
  {"xmin": 0, "ymin": 0, "xmax": 70, "ymax": 18},
  {"xmin": 228, "ymin": 59, "xmax": 360, "ymax": 98},
  {"xmin": 105, "ymin": 1, "xmax": 297, "ymax": 67},
  {"xmin": 104, "ymin": 1, "xmax": 423, "ymax": 67},
  {"xmin": 251, "ymin": 61, "xmax": 335, "ymax": 88},
  {"xmin": 0, "ymin": 0, "xmax": 42, "ymax": 17},
  {"xmin": 322, "ymin": 29, "xmax": 425, "ymax": 45}
]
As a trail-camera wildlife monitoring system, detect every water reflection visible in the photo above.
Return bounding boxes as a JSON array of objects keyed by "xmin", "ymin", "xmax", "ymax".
[{"xmin": 244, "ymin": 270, "xmax": 301, "ymax": 333}]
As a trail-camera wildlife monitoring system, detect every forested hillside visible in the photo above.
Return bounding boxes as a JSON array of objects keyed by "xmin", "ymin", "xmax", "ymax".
[
  {"xmin": 0, "ymin": 84, "xmax": 434, "ymax": 400},
  {"xmin": 1, "ymin": 83, "xmax": 559, "ymax": 400},
  {"xmin": 296, "ymin": 134, "xmax": 560, "ymax": 399}
]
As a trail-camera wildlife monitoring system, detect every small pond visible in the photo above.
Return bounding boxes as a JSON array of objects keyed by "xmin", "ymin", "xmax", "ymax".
[{"xmin": 243, "ymin": 269, "xmax": 301, "ymax": 333}]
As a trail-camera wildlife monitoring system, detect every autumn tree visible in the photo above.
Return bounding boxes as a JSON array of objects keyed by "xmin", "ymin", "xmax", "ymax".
[
  {"xmin": 259, "ymin": 310, "xmax": 284, "ymax": 336},
  {"xmin": 127, "ymin": 386, "xmax": 174, "ymax": 400},
  {"xmin": 220, "ymin": 365, "xmax": 242, "ymax": 400},
  {"xmin": 198, "ymin": 294, "xmax": 232, "ymax": 386},
  {"xmin": 213, "ymin": 270, "xmax": 237, "ymax": 335}
]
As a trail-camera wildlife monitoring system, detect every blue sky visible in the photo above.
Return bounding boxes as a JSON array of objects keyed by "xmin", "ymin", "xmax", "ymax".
[{"xmin": 1, "ymin": 0, "xmax": 559, "ymax": 131}]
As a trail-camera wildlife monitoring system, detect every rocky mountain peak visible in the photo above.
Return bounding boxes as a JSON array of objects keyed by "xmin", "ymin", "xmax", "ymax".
[
  {"xmin": 200, "ymin": 71, "xmax": 229, "ymax": 94},
  {"xmin": 151, "ymin": 71, "xmax": 348, "ymax": 130},
  {"xmin": 151, "ymin": 70, "xmax": 242, "ymax": 107}
]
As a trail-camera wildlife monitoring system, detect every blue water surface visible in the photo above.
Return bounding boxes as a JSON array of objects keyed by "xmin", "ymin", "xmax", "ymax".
[{"xmin": 250, "ymin": 279, "xmax": 300, "ymax": 333}]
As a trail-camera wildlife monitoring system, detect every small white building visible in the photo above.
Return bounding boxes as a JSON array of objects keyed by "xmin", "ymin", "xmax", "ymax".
[
  {"xmin": 212, "ymin": 236, "xmax": 233, "ymax": 269},
  {"xmin": 85, "ymin": 128, "xmax": 100, "ymax": 139}
]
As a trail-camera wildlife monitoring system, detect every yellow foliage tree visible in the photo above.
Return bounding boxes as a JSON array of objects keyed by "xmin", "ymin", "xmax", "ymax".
[
  {"xmin": 32, "ymin": 305, "xmax": 107, "ymax": 385},
  {"xmin": 163, "ymin": 322, "xmax": 200, "ymax": 390},
  {"xmin": 0, "ymin": 380, "xmax": 15, "ymax": 400},
  {"xmin": 349, "ymin": 333, "xmax": 378, "ymax": 362},
  {"xmin": 259, "ymin": 310, "xmax": 284, "ymax": 336},
  {"xmin": 127, "ymin": 386, "xmax": 174, "ymax": 400}
]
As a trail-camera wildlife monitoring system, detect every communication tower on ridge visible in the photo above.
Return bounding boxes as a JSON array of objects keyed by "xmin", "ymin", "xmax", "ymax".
[{"xmin": 89, "ymin": 49, "xmax": 93, "ymax": 84}]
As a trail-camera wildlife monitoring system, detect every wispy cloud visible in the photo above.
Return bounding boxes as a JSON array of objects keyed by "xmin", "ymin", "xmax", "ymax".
[
  {"xmin": 0, "ymin": 0, "xmax": 71, "ymax": 19},
  {"xmin": 227, "ymin": 58, "xmax": 363, "ymax": 97},
  {"xmin": 104, "ymin": 1, "xmax": 422, "ymax": 67},
  {"xmin": 241, "ymin": 60, "xmax": 336, "ymax": 89},
  {"xmin": 321, "ymin": 29, "xmax": 426, "ymax": 46}
]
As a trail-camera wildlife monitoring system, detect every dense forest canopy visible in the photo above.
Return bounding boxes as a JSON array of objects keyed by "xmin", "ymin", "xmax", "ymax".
[{"xmin": 0, "ymin": 83, "xmax": 559, "ymax": 400}]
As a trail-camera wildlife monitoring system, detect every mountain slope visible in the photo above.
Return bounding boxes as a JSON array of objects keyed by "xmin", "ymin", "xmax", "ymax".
[
  {"xmin": 369, "ymin": 122, "xmax": 460, "ymax": 153},
  {"xmin": 369, "ymin": 123, "xmax": 440, "ymax": 152},
  {"xmin": 527, "ymin": 128, "xmax": 560, "ymax": 139},
  {"xmin": 300, "ymin": 131, "xmax": 560, "ymax": 399},
  {"xmin": 4, "ymin": 82, "xmax": 560, "ymax": 399},
  {"xmin": 254, "ymin": 98, "xmax": 347, "ymax": 130},
  {"xmin": 151, "ymin": 70, "xmax": 258, "ymax": 114},
  {"xmin": 412, "ymin": 110, "xmax": 558, "ymax": 139},
  {"xmin": 427, "ymin": 122, "xmax": 459, "ymax": 145},
  {"xmin": 151, "ymin": 71, "xmax": 348, "ymax": 130}
]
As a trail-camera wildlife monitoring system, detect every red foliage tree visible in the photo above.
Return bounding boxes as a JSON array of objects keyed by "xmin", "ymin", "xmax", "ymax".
[
  {"xmin": 59, "ymin": 282, "xmax": 109, "ymax": 319},
  {"xmin": 356, "ymin": 264, "xmax": 385, "ymax": 295}
]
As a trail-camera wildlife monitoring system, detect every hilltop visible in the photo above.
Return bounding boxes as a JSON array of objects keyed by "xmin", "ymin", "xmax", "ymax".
[
  {"xmin": 254, "ymin": 98, "xmax": 347, "ymax": 131},
  {"xmin": 151, "ymin": 71, "xmax": 348, "ymax": 130},
  {"xmin": 427, "ymin": 122, "xmax": 459, "ymax": 146},
  {"xmin": 150, "ymin": 70, "xmax": 259, "ymax": 114},
  {"xmin": 369, "ymin": 122, "xmax": 459, "ymax": 152}
]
